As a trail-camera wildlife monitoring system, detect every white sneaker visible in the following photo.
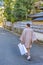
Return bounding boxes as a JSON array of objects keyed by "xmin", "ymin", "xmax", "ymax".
[{"xmin": 27, "ymin": 56, "xmax": 31, "ymax": 61}]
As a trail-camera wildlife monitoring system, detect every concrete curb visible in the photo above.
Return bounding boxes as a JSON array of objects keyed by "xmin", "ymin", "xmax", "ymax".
[
  {"xmin": 35, "ymin": 32, "xmax": 43, "ymax": 41},
  {"xmin": 4, "ymin": 28, "xmax": 20, "ymax": 37}
]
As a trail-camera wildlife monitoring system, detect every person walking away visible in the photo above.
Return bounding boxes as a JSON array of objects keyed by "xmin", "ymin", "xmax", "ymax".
[{"xmin": 20, "ymin": 23, "xmax": 33, "ymax": 60}]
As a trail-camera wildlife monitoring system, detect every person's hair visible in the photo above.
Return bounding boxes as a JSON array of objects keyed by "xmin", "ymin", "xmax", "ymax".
[{"xmin": 26, "ymin": 23, "xmax": 30, "ymax": 27}]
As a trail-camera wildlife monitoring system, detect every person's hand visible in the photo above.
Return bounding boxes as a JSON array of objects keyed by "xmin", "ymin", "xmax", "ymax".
[{"xmin": 21, "ymin": 41, "xmax": 24, "ymax": 44}]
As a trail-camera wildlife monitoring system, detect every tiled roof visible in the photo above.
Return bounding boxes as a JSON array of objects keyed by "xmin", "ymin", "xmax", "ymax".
[
  {"xmin": 29, "ymin": 12, "xmax": 43, "ymax": 18},
  {"xmin": 34, "ymin": 17, "xmax": 43, "ymax": 21}
]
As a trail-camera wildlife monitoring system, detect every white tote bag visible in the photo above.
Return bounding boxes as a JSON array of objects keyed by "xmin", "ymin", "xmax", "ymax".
[{"xmin": 18, "ymin": 43, "xmax": 27, "ymax": 55}]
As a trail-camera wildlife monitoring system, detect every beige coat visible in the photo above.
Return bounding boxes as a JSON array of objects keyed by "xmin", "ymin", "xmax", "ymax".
[{"xmin": 20, "ymin": 28, "xmax": 33, "ymax": 48}]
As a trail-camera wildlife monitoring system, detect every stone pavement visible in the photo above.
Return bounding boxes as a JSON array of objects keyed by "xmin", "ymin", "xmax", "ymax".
[{"xmin": 0, "ymin": 28, "xmax": 43, "ymax": 65}]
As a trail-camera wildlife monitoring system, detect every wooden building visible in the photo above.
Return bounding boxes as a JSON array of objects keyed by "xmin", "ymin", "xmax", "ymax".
[
  {"xmin": 29, "ymin": 12, "xmax": 43, "ymax": 25},
  {"xmin": 32, "ymin": 17, "xmax": 43, "ymax": 25}
]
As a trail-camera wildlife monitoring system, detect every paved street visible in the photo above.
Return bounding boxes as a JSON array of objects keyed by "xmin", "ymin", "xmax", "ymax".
[{"xmin": 0, "ymin": 28, "xmax": 43, "ymax": 65}]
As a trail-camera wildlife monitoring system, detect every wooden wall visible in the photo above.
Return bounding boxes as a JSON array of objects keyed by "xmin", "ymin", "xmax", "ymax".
[{"xmin": 32, "ymin": 20, "xmax": 43, "ymax": 25}]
